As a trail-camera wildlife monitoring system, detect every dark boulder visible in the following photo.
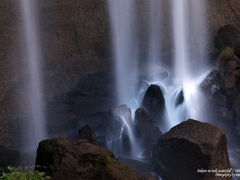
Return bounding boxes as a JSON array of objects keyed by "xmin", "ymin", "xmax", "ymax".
[
  {"xmin": 153, "ymin": 119, "xmax": 231, "ymax": 180},
  {"xmin": 0, "ymin": 146, "xmax": 20, "ymax": 172},
  {"xmin": 175, "ymin": 89, "xmax": 184, "ymax": 107},
  {"xmin": 134, "ymin": 108, "xmax": 162, "ymax": 150},
  {"xmin": 141, "ymin": 85, "xmax": 165, "ymax": 125},
  {"xmin": 78, "ymin": 125, "xmax": 98, "ymax": 145},
  {"xmin": 35, "ymin": 137, "xmax": 142, "ymax": 180}
]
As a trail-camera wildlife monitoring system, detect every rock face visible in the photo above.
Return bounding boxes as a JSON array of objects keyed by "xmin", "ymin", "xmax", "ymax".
[
  {"xmin": 35, "ymin": 137, "xmax": 155, "ymax": 180},
  {"xmin": 153, "ymin": 120, "xmax": 231, "ymax": 180},
  {"xmin": 215, "ymin": 25, "xmax": 240, "ymax": 52},
  {"xmin": 141, "ymin": 85, "xmax": 165, "ymax": 126},
  {"xmin": 134, "ymin": 108, "xmax": 162, "ymax": 150},
  {"xmin": 201, "ymin": 70, "xmax": 221, "ymax": 95},
  {"xmin": 108, "ymin": 105, "xmax": 133, "ymax": 155},
  {"xmin": 0, "ymin": 146, "xmax": 20, "ymax": 172},
  {"xmin": 0, "ymin": 0, "xmax": 111, "ymax": 148},
  {"xmin": 207, "ymin": 0, "xmax": 240, "ymax": 36},
  {"xmin": 78, "ymin": 125, "xmax": 98, "ymax": 145}
]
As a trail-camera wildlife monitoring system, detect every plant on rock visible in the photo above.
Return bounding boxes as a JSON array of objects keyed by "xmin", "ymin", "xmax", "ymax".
[{"xmin": 0, "ymin": 166, "xmax": 46, "ymax": 180}]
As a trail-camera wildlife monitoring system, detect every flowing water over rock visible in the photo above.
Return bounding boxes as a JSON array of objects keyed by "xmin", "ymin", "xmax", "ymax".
[{"xmin": 108, "ymin": 0, "xmax": 210, "ymax": 158}]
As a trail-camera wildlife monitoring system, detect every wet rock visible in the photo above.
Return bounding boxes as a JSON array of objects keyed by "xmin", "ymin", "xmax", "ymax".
[
  {"xmin": 141, "ymin": 85, "xmax": 165, "ymax": 125},
  {"xmin": 78, "ymin": 125, "xmax": 98, "ymax": 145},
  {"xmin": 35, "ymin": 137, "xmax": 141, "ymax": 180},
  {"xmin": 153, "ymin": 119, "xmax": 231, "ymax": 180},
  {"xmin": 219, "ymin": 107, "xmax": 234, "ymax": 120},
  {"xmin": 109, "ymin": 105, "xmax": 133, "ymax": 155},
  {"xmin": 134, "ymin": 108, "xmax": 162, "ymax": 150},
  {"xmin": 110, "ymin": 104, "xmax": 132, "ymax": 126},
  {"xmin": 121, "ymin": 127, "xmax": 132, "ymax": 155},
  {"xmin": 0, "ymin": 146, "xmax": 20, "ymax": 172},
  {"xmin": 233, "ymin": 95, "xmax": 240, "ymax": 120},
  {"xmin": 201, "ymin": 70, "xmax": 221, "ymax": 95},
  {"xmin": 175, "ymin": 89, "xmax": 184, "ymax": 107}
]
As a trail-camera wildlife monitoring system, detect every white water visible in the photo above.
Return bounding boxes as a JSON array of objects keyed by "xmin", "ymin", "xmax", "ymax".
[
  {"xmin": 147, "ymin": 0, "xmax": 162, "ymax": 80},
  {"xmin": 108, "ymin": 0, "xmax": 209, "ymax": 157},
  {"xmin": 108, "ymin": 0, "xmax": 139, "ymax": 105},
  {"xmin": 108, "ymin": 0, "xmax": 142, "ymax": 157},
  {"xmin": 172, "ymin": 0, "xmax": 209, "ymax": 122},
  {"xmin": 19, "ymin": 0, "xmax": 46, "ymax": 150}
]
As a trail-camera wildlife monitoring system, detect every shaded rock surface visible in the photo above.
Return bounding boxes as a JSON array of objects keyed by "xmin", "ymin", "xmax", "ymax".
[
  {"xmin": 153, "ymin": 119, "xmax": 231, "ymax": 180},
  {"xmin": 201, "ymin": 70, "xmax": 221, "ymax": 94},
  {"xmin": 0, "ymin": 146, "xmax": 20, "ymax": 172},
  {"xmin": 215, "ymin": 25, "xmax": 240, "ymax": 57},
  {"xmin": 134, "ymin": 108, "xmax": 162, "ymax": 151},
  {"xmin": 119, "ymin": 158, "xmax": 153, "ymax": 175},
  {"xmin": 141, "ymin": 85, "xmax": 165, "ymax": 126},
  {"xmin": 175, "ymin": 89, "xmax": 184, "ymax": 107},
  {"xmin": 35, "ymin": 137, "xmax": 154, "ymax": 180},
  {"xmin": 78, "ymin": 125, "xmax": 98, "ymax": 145}
]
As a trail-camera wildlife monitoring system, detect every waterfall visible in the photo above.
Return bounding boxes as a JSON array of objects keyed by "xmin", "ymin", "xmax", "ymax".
[
  {"xmin": 108, "ymin": 0, "xmax": 142, "ymax": 158},
  {"xmin": 147, "ymin": 0, "xmax": 162, "ymax": 81},
  {"xmin": 19, "ymin": 0, "xmax": 46, "ymax": 151},
  {"xmin": 172, "ymin": 0, "xmax": 209, "ymax": 121},
  {"xmin": 108, "ymin": 0, "xmax": 209, "ymax": 157},
  {"xmin": 108, "ymin": 0, "xmax": 139, "ymax": 105}
]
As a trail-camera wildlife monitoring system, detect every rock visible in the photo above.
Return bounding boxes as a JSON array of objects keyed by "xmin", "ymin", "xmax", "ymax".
[
  {"xmin": 0, "ymin": 146, "xmax": 20, "ymax": 172},
  {"xmin": 215, "ymin": 25, "xmax": 240, "ymax": 50},
  {"xmin": 119, "ymin": 158, "xmax": 157, "ymax": 180},
  {"xmin": 153, "ymin": 119, "xmax": 231, "ymax": 180},
  {"xmin": 175, "ymin": 89, "xmax": 184, "ymax": 107},
  {"xmin": 233, "ymin": 95, "xmax": 240, "ymax": 120},
  {"xmin": 108, "ymin": 105, "xmax": 133, "ymax": 155},
  {"xmin": 121, "ymin": 127, "xmax": 132, "ymax": 155},
  {"xmin": 141, "ymin": 85, "xmax": 165, "ymax": 125},
  {"xmin": 213, "ymin": 93, "xmax": 227, "ymax": 107},
  {"xmin": 110, "ymin": 104, "xmax": 132, "ymax": 126},
  {"xmin": 35, "ymin": 137, "xmax": 142, "ymax": 180},
  {"xmin": 222, "ymin": 73, "xmax": 237, "ymax": 90},
  {"xmin": 219, "ymin": 107, "xmax": 234, "ymax": 120},
  {"xmin": 201, "ymin": 70, "xmax": 221, "ymax": 95},
  {"xmin": 118, "ymin": 158, "xmax": 152, "ymax": 175},
  {"xmin": 78, "ymin": 125, "xmax": 98, "ymax": 145},
  {"xmin": 134, "ymin": 108, "xmax": 162, "ymax": 150},
  {"xmin": 139, "ymin": 173, "xmax": 157, "ymax": 180}
]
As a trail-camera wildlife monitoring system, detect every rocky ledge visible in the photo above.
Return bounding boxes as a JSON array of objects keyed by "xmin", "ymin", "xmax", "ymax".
[{"xmin": 35, "ymin": 137, "xmax": 156, "ymax": 180}]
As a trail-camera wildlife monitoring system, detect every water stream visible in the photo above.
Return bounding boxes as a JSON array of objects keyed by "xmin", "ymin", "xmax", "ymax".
[
  {"xmin": 19, "ymin": 0, "xmax": 46, "ymax": 152},
  {"xmin": 108, "ymin": 0, "xmax": 209, "ymax": 158}
]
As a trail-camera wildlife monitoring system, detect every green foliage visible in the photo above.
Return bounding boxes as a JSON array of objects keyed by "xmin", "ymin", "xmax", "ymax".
[{"xmin": 0, "ymin": 166, "xmax": 48, "ymax": 180}]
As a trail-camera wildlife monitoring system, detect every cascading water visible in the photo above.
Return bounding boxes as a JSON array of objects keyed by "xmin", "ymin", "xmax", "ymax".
[
  {"xmin": 171, "ymin": 0, "xmax": 209, "ymax": 122},
  {"xmin": 108, "ymin": 0, "xmax": 139, "ymax": 105},
  {"xmin": 19, "ymin": 0, "xmax": 46, "ymax": 152},
  {"xmin": 108, "ymin": 0, "xmax": 210, "ymax": 158},
  {"xmin": 107, "ymin": 0, "xmax": 141, "ymax": 158}
]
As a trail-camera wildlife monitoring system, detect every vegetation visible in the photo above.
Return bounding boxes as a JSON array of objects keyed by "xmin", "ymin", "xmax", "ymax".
[{"xmin": 0, "ymin": 166, "xmax": 47, "ymax": 180}]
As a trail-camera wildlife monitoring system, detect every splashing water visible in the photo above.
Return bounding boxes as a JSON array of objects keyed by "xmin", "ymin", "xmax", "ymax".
[{"xmin": 108, "ymin": 0, "xmax": 210, "ymax": 158}]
